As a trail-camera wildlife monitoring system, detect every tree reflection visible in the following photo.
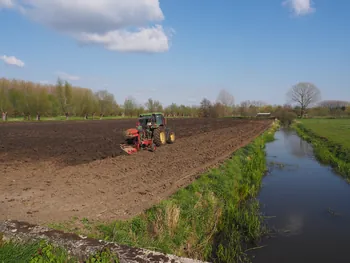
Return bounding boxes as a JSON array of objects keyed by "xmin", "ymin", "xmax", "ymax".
[{"xmin": 282, "ymin": 128, "xmax": 313, "ymax": 158}]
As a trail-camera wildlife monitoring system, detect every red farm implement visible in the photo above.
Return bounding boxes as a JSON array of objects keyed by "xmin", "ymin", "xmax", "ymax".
[{"xmin": 120, "ymin": 112, "xmax": 175, "ymax": 155}]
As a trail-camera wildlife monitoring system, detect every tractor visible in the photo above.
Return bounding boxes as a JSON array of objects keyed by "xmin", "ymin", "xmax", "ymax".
[{"xmin": 120, "ymin": 112, "xmax": 175, "ymax": 155}]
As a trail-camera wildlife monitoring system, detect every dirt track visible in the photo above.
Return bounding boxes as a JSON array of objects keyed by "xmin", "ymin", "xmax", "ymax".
[{"xmin": 0, "ymin": 118, "xmax": 271, "ymax": 224}]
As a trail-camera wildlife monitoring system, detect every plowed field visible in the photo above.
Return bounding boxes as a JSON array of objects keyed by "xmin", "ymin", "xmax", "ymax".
[{"xmin": 0, "ymin": 118, "xmax": 271, "ymax": 224}]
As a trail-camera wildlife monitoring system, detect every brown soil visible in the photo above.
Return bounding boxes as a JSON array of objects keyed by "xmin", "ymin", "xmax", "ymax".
[{"xmin": 0, "ymin": 118, "xmax": 271, "ymax": 225}]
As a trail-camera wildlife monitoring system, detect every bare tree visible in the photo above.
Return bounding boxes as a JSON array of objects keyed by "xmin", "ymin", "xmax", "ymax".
[
  {"xmin": 145, "ymin": 98, "xmax": 163, "ymax": 112},
  {"xmin": 318, "ymin": 100, "xmax": 349, "ymax": 116},
  {"xmin": 95, "ymin": 89, "xmax": 116, "ymax": 116},
  {"xmin": 319, "ymin": 100, "xmax": 349, "ymax": 110},
  {"xmin": 250, "ymin": 100, "xmax": 266, "ymax": 108},
  {"xmin": 239, "ymin": 100, "xmax": 250, "ymax": 116},
  {"xmin": 286, "ymin": 82, "xmax": 321, "ymax": 117},
  {"xmin": 0, "ymin": 82, "xmax": 10, "ymax": 116},
  {"xmin": 199, "ymin": 98, "xmax": 212, "ymax": 118},
  {"xmin": 217, "ymin": 89, "xmax": 234, "ymax": 107},
  {"xmin": 124, "ymin": 96, "xmax": 137, "ymax": 117},
  {"xmin": 55, "ymin": 78, "xmax": 73, "ymax": 117}
]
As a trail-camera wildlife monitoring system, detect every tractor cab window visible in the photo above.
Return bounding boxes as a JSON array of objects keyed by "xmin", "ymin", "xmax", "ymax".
[
  {"xmin": 155, "ymin": 115, "xmax": 164, "ymax": 126},
  {"xmin": 151, "ymin": 114, "xmax": 157, "ymax": 123},
  {"xmin": 139, "ymin": 118, "xmax": 148, "ymax": 127}
]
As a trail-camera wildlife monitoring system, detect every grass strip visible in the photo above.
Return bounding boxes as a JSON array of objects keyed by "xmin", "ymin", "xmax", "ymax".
[
  {"xmin": 299, "ymin": 119, "xmax": 350, "ymax": 149},
  {"xmin": 294, "ymin": 122, "xmax": 350, "ymax": 180},
  {"xmin": 0, "ymin": 238, "xmax": 119, "ymax": 263}
]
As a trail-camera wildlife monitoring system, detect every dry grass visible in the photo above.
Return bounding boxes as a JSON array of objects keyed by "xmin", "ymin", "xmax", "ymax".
[{"xmin": 165, "ymin": 203, "xmax": 180, "ymax": 237}]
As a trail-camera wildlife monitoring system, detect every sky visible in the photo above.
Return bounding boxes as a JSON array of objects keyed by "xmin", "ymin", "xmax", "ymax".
[{"xmin": 0, "ymin": 0, "xmax": 349, "ymax": 106}]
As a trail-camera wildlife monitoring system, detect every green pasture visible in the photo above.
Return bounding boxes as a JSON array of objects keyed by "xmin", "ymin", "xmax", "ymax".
[{"xmin": 299, "ymin": 119, "xmax": 350, "ymax": 149}]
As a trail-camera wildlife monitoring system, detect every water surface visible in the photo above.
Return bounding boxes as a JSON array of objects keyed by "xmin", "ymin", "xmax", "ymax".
[{"xmin": 253, "ymin": 129, "xmax": 350, "ymax": 263}]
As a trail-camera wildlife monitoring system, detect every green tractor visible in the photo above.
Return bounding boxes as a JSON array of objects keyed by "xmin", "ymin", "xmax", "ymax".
[{"xmin": 120, "ymin": 112, "xmax": 176, "ymax": 154}]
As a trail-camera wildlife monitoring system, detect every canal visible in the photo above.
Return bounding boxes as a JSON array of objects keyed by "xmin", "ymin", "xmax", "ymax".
[{"xmin": 252, "ymin": 128, "xmax": 350, "ymax": 263}]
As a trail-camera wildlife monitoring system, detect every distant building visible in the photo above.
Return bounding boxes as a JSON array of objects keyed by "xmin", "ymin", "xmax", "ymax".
[{"xmin": 256, "ymin": 112, "xmax": 271, "ymax": 118}]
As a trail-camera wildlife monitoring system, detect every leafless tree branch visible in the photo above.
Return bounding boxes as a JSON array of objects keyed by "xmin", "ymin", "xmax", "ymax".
[{"xmin": 286, "ymin": 82, "xmax": 321, "ymax": 116}]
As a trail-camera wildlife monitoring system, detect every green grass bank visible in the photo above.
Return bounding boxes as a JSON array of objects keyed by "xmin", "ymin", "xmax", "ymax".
[
  {"xmin": 299, "ymin": 119, "xmax": 350, "ymax": 149},
  {"xmin": 0, "ymin": 121, "xmax": 278, "ymax": 263},
  {"xmin": 92, "ymin": 121, "xmax": 279, "ymax": 262},
  {"xmin": 0, "ymin": 238, "xmax": 119, "ymax": 263},
  {"xmin": 294, "ymin": 119, "xmax": 350, "ymax": 180}
]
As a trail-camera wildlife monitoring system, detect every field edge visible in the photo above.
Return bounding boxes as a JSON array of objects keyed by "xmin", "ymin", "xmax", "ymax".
[{"xmin": 293, "ymin": 122, "xmax": 350, "ymax": 180}]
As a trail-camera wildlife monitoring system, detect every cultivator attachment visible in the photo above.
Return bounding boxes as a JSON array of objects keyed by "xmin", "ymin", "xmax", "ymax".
[
  {"xmin": 120, "ymin": 139, "xmax": 156, "ymax": 155},
  {"xmin": 120, "ymin": 128, "xmax": 140, "ymax": 155},
  {"xmin": 120, "ymin": 144, "xmax": 138, "ymax": 155}
]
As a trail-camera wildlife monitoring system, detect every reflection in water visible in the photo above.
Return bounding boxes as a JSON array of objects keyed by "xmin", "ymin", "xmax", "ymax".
[
  {"xmin": 282, "ymin": 128, "xmax": 313, "ymax": 159},
  {"xmin": 252, "ymin": 129, "xmax": 350, "ymax": 263},
  {"xmin": 283, "ymin": 213, "xmax": 304, "ymax": 236}
]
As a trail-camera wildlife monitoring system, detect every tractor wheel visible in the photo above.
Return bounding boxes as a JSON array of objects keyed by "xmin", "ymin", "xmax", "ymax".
[
  {"xmin": 153, "ymin": 128, "xmax": 166, "ymax": 147},
  {"xmin": 167, "ymin": 131, "xmax": 175, "ymax": 144}
]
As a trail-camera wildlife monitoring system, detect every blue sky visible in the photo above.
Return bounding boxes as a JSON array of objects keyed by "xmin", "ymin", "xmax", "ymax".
[{"xmin": 0, "ymin": 0, "xmax": 349, "ymax": 106}]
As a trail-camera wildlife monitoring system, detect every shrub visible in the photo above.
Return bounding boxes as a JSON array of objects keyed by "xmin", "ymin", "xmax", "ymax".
[{"xmin": 274, "ymin": 109, "xmax": 297, "ymax": 126}]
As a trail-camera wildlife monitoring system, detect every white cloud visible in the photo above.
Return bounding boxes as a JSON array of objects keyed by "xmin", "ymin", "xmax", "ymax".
[
  {"xmin": 4, "ymin": 0, "xmax": 172, "ymax": 53},
  {"xmin": 0, "ymin": 0, "xmax": 14, "ymax": 8},
  {"xmin": 283, "ymin": 0, "xmax": 315, "ymax": 16},
  {"xmin": 79, "ymin": 25, "xmax": 171, "ymax": 53},
  {"xmin": 0, "ymin": 55, "xmax": 25, "ymax": 67},
  {"xmin": 55, "ymin": 71, "xmax": 80, "ymax": 81}
]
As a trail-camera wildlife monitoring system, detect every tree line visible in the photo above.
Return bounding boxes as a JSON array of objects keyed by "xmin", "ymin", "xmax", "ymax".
[
  {"xmin": 0, "ymin": 78, "xmax": 239, "ymax": 119},
  {"xmin": 0, "ymin": 78, "xmax": 119, "ymax": 119},
  {"xmin": 285, "ymin": 82, "xmax": 350, "ymax": 117},
  {"xmin": 0, "ymin": 78, "xmax": 234, "ymax": 119},
  {"xmin": 0, "ymin": 78, "xmax": 349, "ymax": 121}
]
